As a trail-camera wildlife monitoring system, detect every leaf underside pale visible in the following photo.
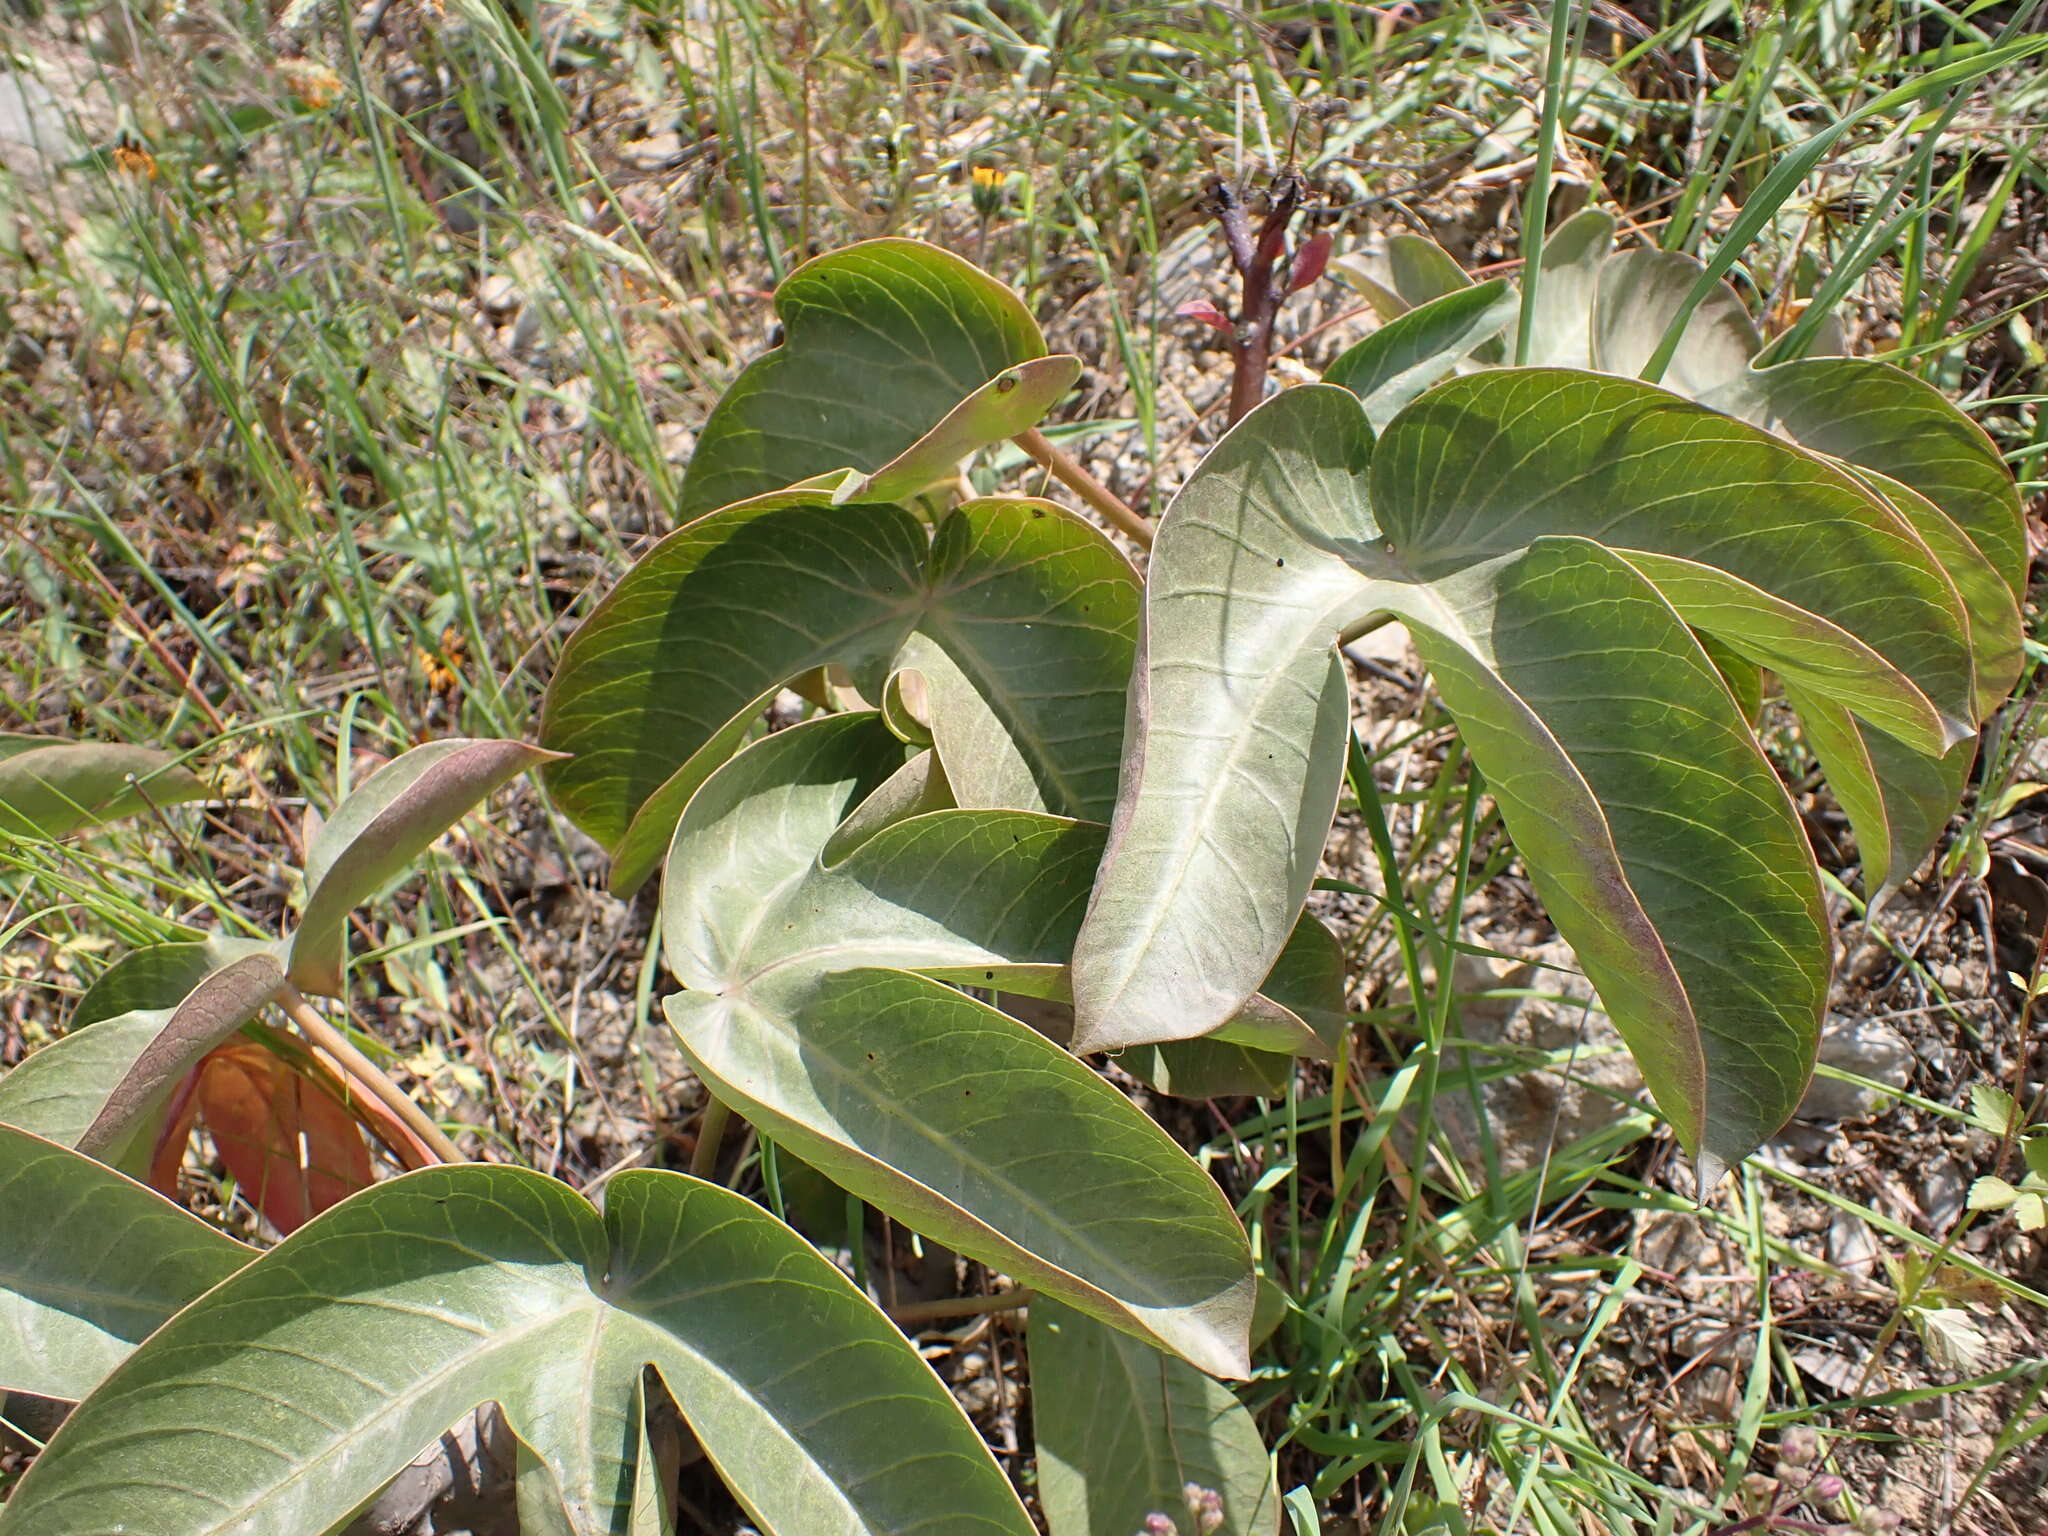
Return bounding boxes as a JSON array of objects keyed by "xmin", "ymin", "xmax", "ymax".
[
  {"xmin": 1419, "ymin": 213, "xmax": 2024, "ymax": 898},
  {"xmin": 291, "ymin": 738, "xmax": 557, "ymax": 994},
  {"xmin": 0, "ymin": 737, "xmax": 207, "ymax": 841},
  {"xmin": 0, "ymin": 1124, "xmax": 252, "ymax": 1401},
  {"xmin": 1075, "ymin": 368, "xmax": 2015, "ymax": 1170},
  {"xmin": 658, "ymin": 711, "xmax": 1274, "ymax": 1377}
]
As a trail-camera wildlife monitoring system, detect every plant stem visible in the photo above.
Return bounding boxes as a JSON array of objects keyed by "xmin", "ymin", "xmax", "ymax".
[
  {"xmin": 1013, "ymin": 427, "xmax": 1153, "ymax": 547},
  {"xmin": 277, "ymin": 983, "xmax": 464, "ymax": 1164},
  {"xmin": 886, "ymin": 1287, "xmax": 1033, "ymax": 1327},
  {"xmin": 1204, "ymin": 170, "xmax": 1307, "ymax": 425},
  {"xmin": 689, "ymin": 1096, "xmax": 732, "ymax": 1180}
]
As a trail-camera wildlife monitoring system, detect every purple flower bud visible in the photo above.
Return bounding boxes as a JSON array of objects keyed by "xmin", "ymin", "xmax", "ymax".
[{"xmin": 1777, "ymin": 1425, "xmax": 1819, "ymax": 1466}]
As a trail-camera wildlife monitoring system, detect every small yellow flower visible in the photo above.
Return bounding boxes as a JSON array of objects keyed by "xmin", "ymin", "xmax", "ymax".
[
  {"xmin": 111, "ymin": 142, "xmax": 158, "ymax": 181},
  {"xmin": 280, "ymin": 58, "xmax": 345, "ymax": 110},
  {"xmin": 970, "ymin": 164, "xmax": 1004, "ymax": 189},
  {"xmin": 418, "ymin": 626, "xmax": 466, "ymax": 696}
]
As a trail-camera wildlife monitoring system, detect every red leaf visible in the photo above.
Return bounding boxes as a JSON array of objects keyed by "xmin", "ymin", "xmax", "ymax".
[
  {"xmin": 305, "ymin": 1046, "xmax": 440, "ymax": 1171},
  {"xmin": 1176, "ymin": 298, "xmax": 1233, "ymax": 333},
  {"xmin": 145, "ymin": 1068, "xmax": 205, "ymax": 1198},
  {"xmin": 196, "ymin": 1041, "xmax": 373, "ymax": 1233},
  {"xmin": 1289, "ymin": 232, "xmax": 1333, "ymax": 294}
]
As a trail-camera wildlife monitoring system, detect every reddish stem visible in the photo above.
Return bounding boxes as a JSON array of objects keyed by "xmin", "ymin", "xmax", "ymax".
[{"xmin": 1203, "ymin": 170, "xmax": 1311, "ymax": 425}]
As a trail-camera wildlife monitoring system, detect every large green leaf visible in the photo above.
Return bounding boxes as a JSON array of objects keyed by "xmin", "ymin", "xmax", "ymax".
[
  {"xmin": 1032, "ymin": 1300, "xmax": 1279, "ymax": 1536},
  {"xmin": 0, "ymin": 1124, "xmax": 252, "ymax": 1400},
  {"xmin": 0, "ymin": 1164, "xmax": 1035, "ymax": 1536},
  {"xmin": 541, "ymin": 495, "xmax": 1138, "ymax": 893},
  {"xmin": 1706, "ymin": 358, "xmax": 2028, "ymax": 600},
  {"xmin": 659, "ymin": 711, "xmax": 1277, "ymax": 1377},
  {"xmin": 0, "ymin": 737, "xmax": 206, "ymax": 840},
  {"xmin": 0, "ymin": 1014, "xmax": 165, "ymax": 1155},
  {"xmin": 291, "ymin": 738, "xmax": 558, "ymax": 994},
  {"xmin": 681, "ymin": 238, "xmax": 1067, "ymax": 519},
  {"xmin": 1330, "ymin": 218, "xmax": 2023, "ymax": 899},
  {"xmin": 1075, "ymin": 372, "xmax": 2011, "ymax": 1171},
  {"xmin": 1384, "ymin": 217, "xmax": 2020, "ymax": 595}
]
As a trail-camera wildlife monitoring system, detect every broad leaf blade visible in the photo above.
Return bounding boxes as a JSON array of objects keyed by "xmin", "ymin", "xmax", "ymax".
[
  {"xmin": 1077, "ymin": 376, "xmax": 1950, "ymax": 1168},
  {"xmin": 0, "ymin": 1166, "xmax": 1035, "ymax": 1536},
  {"xmin": 1845, "ymin": 466, "xmax": 2022, "ymax": 721},
  {"xmin": 0, "ymin": 1124, "xmax": 252, "ymax": 1400},
  {"xmin": 293, "ymin": 738, "xmax": 556, "ymax": 994},
  {"xmin": 681, "ymin": 238, "xmax": 1053, "ymax": 518},
  {"xmin": 1372, "ymin": 370, "xmax": 1977, "ymax": 745},
  {"xmin": 1785, "ymin": 683, "xmax": 1972, "ymax": 899},
  {"xmin": 544, "ymin": 487, "xmax": 926, "ymax": 854},
  {"xmin": 668, "ymin": 978, "xmax": 1254, "ymax": 1378},
  {"xmin": 901, "ymin": 500, "xmax": 1139, "ymax": 820},
  {"xmin": 0, "ymin": 738, "xmax": 206, "ymax": 841},
  {"xmin": 1384, "ymin": 234, "xmax": 1473, "ymax": 312},
  {"xmin": 0, "ymin": 1013, "xmax": 165, "ymax": 1160},
  {"xmin": 661, "ymin": 714, "xmax": 1260, "ymax": 1376},
  {"xmin": 1402, "ymin": 538, "xmax": 1827, "ymax": 1172},
  {"xmin": 1705, "ymin": 357, "xmax": 2026, "ymax": 598},
  {"xmin": 542, "ymin": 496, "xmax": 1136, "ymax": 877},
  {"xmin": 1323, "ymin": 280, "xmax": 1516, "ymax": 429},
  {"xmin": 1073, "ymin": 386, "xmax": 1374, "ymax": 1055},
  {"xmin": 69, "ymin": 935, "xmax": 275, "ymax": 1029},
  {"xmin": 1591, "ymin": 247, "xmax": 1760, "ymax": 399},
  {"xmin": 1616, "ymin": 551, "xmax": 1947, "ymax": 752},
  {"xmin": 1032, "ymin": 1299, "xmax": 1279, "ymax": 1536},
  {"xmin": 1516, "ymin": 206, "xmax": 1615, "ymax": 369}
]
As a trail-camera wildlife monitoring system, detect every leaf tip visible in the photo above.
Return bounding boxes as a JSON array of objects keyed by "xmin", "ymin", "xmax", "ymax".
[{"xmin": 1692, "ymin": 1148, "xmax": 1731, "ymax": 1197}]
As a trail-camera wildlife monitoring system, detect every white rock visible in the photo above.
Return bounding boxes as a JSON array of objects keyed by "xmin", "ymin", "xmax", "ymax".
[
  {"xmin": 1416, "ymin": 940, "xmax": 1648, "ymax": 1179},
  {"xmin": 1795, "ymin": 1017, "xmax": 1913, "ymax": 1122},
  {"xmin": 476, "ymin": 273, "xmax": 523, "ymax": 319}
]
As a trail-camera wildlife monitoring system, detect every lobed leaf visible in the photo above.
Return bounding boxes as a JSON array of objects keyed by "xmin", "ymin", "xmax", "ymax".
[
  {"xmin": 0, "ymin": 1165, "xmax": 1035, "ymax": 1536},
  {"xmin": 1074, "ymin": 370, "xmax": 2006, "ymax": 1170},
  {"xmin": 659, "ymin": 712, "xmax": 1270, "ymax": 1376},
  {"xmin": 1323, "ymin": 280, "xmax": 1516, "ymax": 430},
  {"xmin": 541, "ymin": 495, "xmax": 1137, "ymax": 892},
  {"xmin": 1328, "ymin": 218, "xmax": 2023, "ymax": 901},
  {"xmin": 680, "ymin": 237, "xmax": 1063, "ymax": 519}
]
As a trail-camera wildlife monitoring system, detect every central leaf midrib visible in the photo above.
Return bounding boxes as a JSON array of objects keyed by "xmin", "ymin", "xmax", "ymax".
[
  {"xmin": 174, "ymin": 1301, "xmax": 598, "ymax": 1536},
  {"xmin": 684, "ymin": 992, "xmax": 1229, "ymax": 1311},
  {"xmin": 1083, "ymin": 572, "xmax": 1366, "ymax": 1014}
]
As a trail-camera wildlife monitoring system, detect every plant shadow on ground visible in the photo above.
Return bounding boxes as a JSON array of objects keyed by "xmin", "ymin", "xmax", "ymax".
[{"xmin": 3, "ymin": 1, "xmax": 2047, "ymax": 1532}]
